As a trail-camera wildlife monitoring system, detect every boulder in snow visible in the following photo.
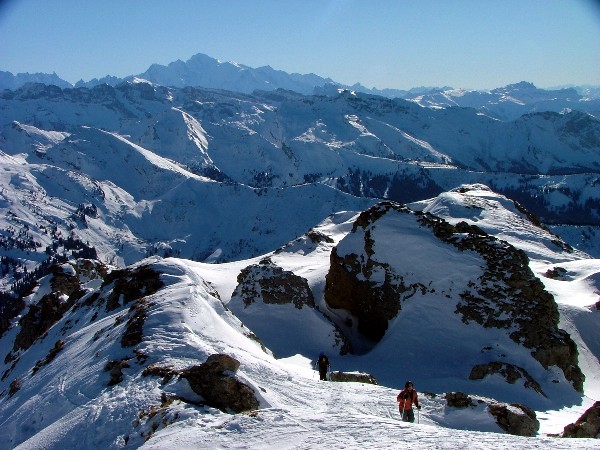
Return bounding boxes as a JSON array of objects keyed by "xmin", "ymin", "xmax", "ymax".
[
  {"xmin": 562, "ymin": 400, "xmax": 600, "ymax": 438},
  {"xmin": 329, "ymin": 371, "xmax": 377, "ymax": 384},
  {"xmin": 180, "ymin": 354, "xmax": 259, "ymax": 413},
  {"xmin": 488, "ymin": 403, "xmax": 539, "ymax": 437}
]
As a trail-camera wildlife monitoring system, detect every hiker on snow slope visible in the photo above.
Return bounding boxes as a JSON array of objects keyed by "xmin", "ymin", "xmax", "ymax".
[
  {"xmin": 316, "ymin": 353, "xmax": 330, "ymax": 381},
  {"xmin": 397, "ymin": 380, "xmax": 421, "ymax": 422}
]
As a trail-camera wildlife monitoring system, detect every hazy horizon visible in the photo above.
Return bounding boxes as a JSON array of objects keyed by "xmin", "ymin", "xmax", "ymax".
[{"xmin": 0, "ymin": 0, "xmax": 599, "ymax": 91}]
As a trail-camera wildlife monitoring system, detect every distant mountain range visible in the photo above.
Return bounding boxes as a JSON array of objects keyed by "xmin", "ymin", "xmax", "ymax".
[
  {"xmin": 2, "ymin": 52, "xmax": 599, "ymax": 121},
  {"xmin": 0, "ymin": 79, "xmax": 598, "ymax": 276},
  {"xmin": 0, "ymin": 71, "xmax": 72, "ymax": 90},
  {"xmin": 1, "ymin": 52, "xmax": 600, "ymax": 448}
]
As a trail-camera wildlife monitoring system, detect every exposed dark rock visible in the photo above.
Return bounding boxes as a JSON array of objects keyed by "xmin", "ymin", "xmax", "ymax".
[
  {"xmin": 133, "ymin": 393, "xmax": 182, "ymax": 443},
  {"xmin": 105, "ymin": 358, "xmax": 131, "ymax": 386},
  {"xmin": 307, "ymin": 230, "xmax": 334, "ymax": 244},
  {"xmin": 233, "ymin": 257, "xmax": 315, "ymax": 309},
  {"xmin": 201, "ymin": 353, "xmax": 241, "ymax": 373},
  {"xmin": 103, "ymin": 265, "xmax": 163, "ymax": 312},
  {"xmin": 0, "ymin": 294, "xmax": 25, "ymax": 340},
  {"xmin": 4, "ymin": 261, "xmax": 102, "ymax": 363},
  {"xmin": 488, "ymin": 402, "xmax": 540, "ymax": 437},
  {"xmin": 325, "ymin": 202, "xmax": 430, "ymax": 341},
  {"xmin": 32, "ymin": 339, "xmax": 64, "ymax": 374},
  {"xmin": 121, "ymin": 298, "xmax": 153, "ymax": 348},
  {"xmin": 324, "ymin": 200, "xmax": 583, "ymax": 391},
  {"xmin": 469, "ymin": 362, "xmax": 545, "ymax": 396},
  {"xmin": 9, "ymin": 294, "xmax": 63, "ymax": 361},
  {"xmin": 418, "ymin": 211, "xmax": 583, "ymax": 392},
  {"xmin": 329, "ymin": 371, "xmax": 377, "ymax": 384},
  {"xmin": 74, "ymin": 258, "xmax": 109, "ymax": 279},
  {"xmin": 49, "ymin": 264, "xmax": 87, "ymax": 301},
  {"xmin": 142, "ymin": 364, "xmax": 178, "ymax": 384},
  {"xmin": 134, "ymin": 349, "xmax": 149, "ymax": 365},
  {"xmin": 179, "ymin": 354, "xmax": 259, "ymax": 413},
  {"xmin": 545, "ymin": 266, "xmax": 568, "ymax": 280},
  {"xmin": 7, "ymin": 268, "xmax": 81, "ymax": 362},
  {"xmin": 232, "ymin": 257, "xmax": 351, "ymax": 355},
  {"xmin": 562, "ymin": 401, "xmax": 600, "ymax": 438},
  {"xmin": 8, "ymin": 378, "xmax": 20, "ymax": 397},
  {"xmin": 445, "ymin": 392, "xmax": 473, "ymax": 408},
  {"xmin": 444, "ymin": 391, "xmax": 539, "ymax": 436}
]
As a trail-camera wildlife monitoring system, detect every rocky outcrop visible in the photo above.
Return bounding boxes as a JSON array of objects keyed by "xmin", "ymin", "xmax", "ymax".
[
  {"xmin": 103, "ymin": 265, "xmax": 163, "ymax": 312},
  {"xmin": 419, "ymin": 211, "xmax": 584, "ymax": 392},
  {"xmin": 488, "ymin": 403, "xmax": 539, "ymax": 437},
  {"xmin": 105, "ymin": 357, "xmax": 132, "ymax": 386},
  {"xmin": 329, "ymin": 371, "xmax": 377, "ymax": 384},
  {"xmin": 121, "ymin": 298, "xmax": 153, "ymax": 348},
  {"xmin": 0, "ymin": 295, "xmax": 25, "ymax": 340},
  {"xmin": 143, "ymin": 355, "xmax": 260, "ymax": 414},
  {"xmin": 306, "ymin": 230, "xmax": 334, "ymax": 245},
  {"xmin": 5, "ymin": 263, "xmax": 87, "ymax": 363},
  {"xmin": 562, "ymin": 401, "xmax": 600, "ymax": 438},
  {"xmin": 325, "ymin": 202, "xmax": 430, "ymax": 341},
  {"xmin": 233, "ymin": 257, "xmax": 315, "ymax": 309},
  {"xmin": 445, "ymin": 392, "xmax": 474, "ymax": 408},
  {"xmin": 179, "ymin": 354, "xmax": 259, "ymax": 413},
  {"xmin": 324, "ymin": 200, "xmax": 583, "ymax": 391},
  {"xmin": 32, "ymin": 339, "xmax": 64, "ymax": 375},
  {"xmin": 545, "ymin": 266, "xmax": 568, "ymax": 280},
  {"xmin": 469, "ymin": 362, "xmax": 545, "ymax": 396},
  {"xmin": 231, "ymin": 257, "xmax": 352, "ymax": 355},
  {"xmin": 443, "ymin": 391, "xmax": 539, "ymax": 436}
]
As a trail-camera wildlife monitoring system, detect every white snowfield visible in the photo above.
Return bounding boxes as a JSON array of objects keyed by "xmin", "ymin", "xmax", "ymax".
[{"xmin": 1, "ymin": 187, "xmax": 599, "ymax": 449}]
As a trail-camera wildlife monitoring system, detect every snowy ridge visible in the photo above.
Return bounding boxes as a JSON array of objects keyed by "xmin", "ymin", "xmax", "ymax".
[
  {"xmin": 0, "ymin": 81, "xmax": 598, "ymax": 281},
  {"xmin": 0, "ymin": 57, "xmax": 599, "ymax": 448},
  {"xmin": 404, "ymin": 81, "xmax": 600, "ymax": 121},
  {"xmin": 1, "ymin": 187, "xmax": 599, "ymax": 448}
]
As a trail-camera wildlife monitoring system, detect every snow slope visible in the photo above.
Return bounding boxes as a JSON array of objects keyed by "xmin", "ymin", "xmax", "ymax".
[
  {"xmin": 0, "ymin": 82, "xmax": 598, "ymax": 290},
  {"xmin": 1, "ymin": 185, "xmax": 599, "ymax": 448},
  {"xmin": 0, "ymin": 254, "xmax": 595, "ymax": 449}
]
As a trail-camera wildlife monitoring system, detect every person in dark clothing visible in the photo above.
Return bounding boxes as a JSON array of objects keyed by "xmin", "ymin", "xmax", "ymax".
[
  {"xmin": 396, "ymin": 380, "xmax": 421, "ymax": 422},
  {"xmin": 316, "ymin": 353, "xmax": 330, "ymax": 381}
]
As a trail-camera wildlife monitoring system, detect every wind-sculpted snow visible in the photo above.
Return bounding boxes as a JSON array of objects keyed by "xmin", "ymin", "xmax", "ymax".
[
  {"xmin": 1, "ymin": 187, "xmax": 599, "ymax": 447},
  {"xmin": 0, "ymin": 252, "xmax": 597, "ymax": 448}
]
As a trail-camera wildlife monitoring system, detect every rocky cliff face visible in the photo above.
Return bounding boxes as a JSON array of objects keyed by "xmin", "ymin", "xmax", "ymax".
[
  {"xmin": 229, "ymin": 257, "xmax": 351, "ymax": 356},
  {"xmin": 324, "ymin": 201, "xmax": 584, "ymax": 392},
  {"xmin": 324, "ymin": 202, "xmax": 432, "ymax": 341},
  {"xmin": 1, "ymin": 259, "xmax": 164, "ymax": 386},
  {"xmin": 419, "ymin": 211, "xmax": 584, "ymax": 393},
  {"xmin": 562, "ymin": 400, "xmax": 600, "ymax": 438},
  {"xmin": 232, "ymin": 257, "xmax": 316, "ymax": 309}
]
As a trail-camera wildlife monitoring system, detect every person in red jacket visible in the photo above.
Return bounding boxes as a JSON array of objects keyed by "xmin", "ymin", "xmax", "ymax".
[{"xmin": 397, "ymin": 380, "xmax": 421, "ymax": 422}]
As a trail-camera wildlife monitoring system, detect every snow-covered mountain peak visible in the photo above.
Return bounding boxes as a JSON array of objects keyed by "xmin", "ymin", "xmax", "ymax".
[
  {"xmin": 411, "ymin": 184, "xmax": 585, "ymax": 263},
  {"xmin": 1, "ymin": 64, "xmax": 600, "ymax": 447}
]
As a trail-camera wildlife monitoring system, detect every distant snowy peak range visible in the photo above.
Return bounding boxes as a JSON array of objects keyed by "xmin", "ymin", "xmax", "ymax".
[{"xmin": 1, "ymin": 52, "xmax": 599, "ymax": 121}]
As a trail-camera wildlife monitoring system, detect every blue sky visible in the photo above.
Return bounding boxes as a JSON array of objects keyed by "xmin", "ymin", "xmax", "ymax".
[{"xmin": 0, "ymin": 0, "xmax": 598, "ymax": 90}]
